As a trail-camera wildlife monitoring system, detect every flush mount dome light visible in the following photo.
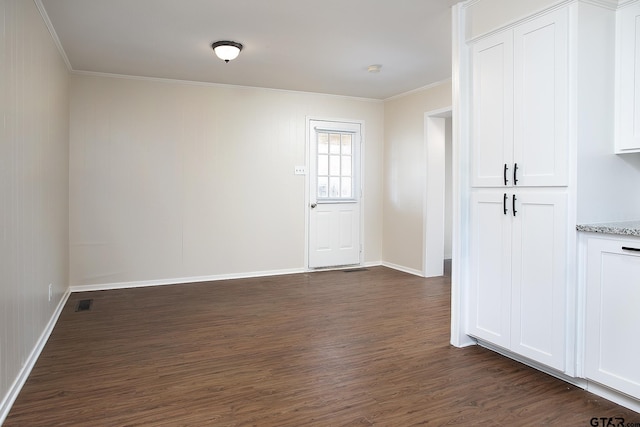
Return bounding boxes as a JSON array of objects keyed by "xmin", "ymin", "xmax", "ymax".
[{"xmin": 211, "ymin": 40, "xmax": 243, "ymax": 63}]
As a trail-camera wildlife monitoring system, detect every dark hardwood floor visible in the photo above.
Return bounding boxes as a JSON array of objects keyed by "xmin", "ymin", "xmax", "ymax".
[{"xmin": 5, "ymin": 267, "xmax": 639, "ymax": 426}]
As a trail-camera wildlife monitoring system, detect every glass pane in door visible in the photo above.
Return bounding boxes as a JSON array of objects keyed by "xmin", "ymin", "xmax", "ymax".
[{"xmin": 316, "ymin": 131, "xmax": 354, "ymax": 201}]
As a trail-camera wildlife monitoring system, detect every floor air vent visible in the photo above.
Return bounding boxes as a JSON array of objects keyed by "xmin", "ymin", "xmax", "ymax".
[
  {"xmin": 75, "ymin": 299, "xmax": 93, "ymax": 312},
  {"xmin": 342, "ymin": 268, "xmax": 368, "ymax": 273}
]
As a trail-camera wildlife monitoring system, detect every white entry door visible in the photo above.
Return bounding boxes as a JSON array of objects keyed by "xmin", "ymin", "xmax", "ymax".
[{"xmin": 308, "ymin": 119, "xmax": 362, "ymax": 268}]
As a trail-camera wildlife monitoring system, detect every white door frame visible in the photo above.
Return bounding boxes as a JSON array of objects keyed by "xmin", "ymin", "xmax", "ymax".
[
  {"xmin": 424, "ymin": 107, "xmax": 452, "ymax": 278},
  {"xmin": 304, "ymin": 116, "xmax": 365, "ymax": 270},
  {"xmin": 451, "ymin": 2, "xmax": 475, "ymax": 348}
]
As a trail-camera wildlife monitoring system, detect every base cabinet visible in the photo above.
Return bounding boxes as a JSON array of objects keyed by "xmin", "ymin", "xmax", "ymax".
[
  {"xmin": 585, "ymin": 236, "xmax": 640, "ymax": 399},
  {"xmin": 468, "ymin": 190, "xmax": 568, "ymax": 371}
]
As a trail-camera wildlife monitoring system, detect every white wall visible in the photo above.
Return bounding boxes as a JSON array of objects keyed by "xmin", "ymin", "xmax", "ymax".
[
  {"xmin": 575, "ymin": 2, "xmax": 640, "ymax": 223},
  {"xmin": 0, "ymin": 0, "xmax": 69, "ymax": 420},
  {"xmin": 383, "ymin": 82, "xmax": 452, "ymax": 273},
  {"xmin": 69, "ymin": 75, "xmax": 384, "ymax": 287}
]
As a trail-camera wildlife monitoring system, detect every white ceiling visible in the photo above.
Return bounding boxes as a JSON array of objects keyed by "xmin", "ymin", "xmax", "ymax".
[{"xmin": 39, "ymin": 0, "xmax": 459, "ymax": 100}]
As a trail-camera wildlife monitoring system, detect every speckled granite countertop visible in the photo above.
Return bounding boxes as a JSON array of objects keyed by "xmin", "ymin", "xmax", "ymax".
[{"xmin": 576, "ymin": 220, "xmax": 640, "ymax": 236}]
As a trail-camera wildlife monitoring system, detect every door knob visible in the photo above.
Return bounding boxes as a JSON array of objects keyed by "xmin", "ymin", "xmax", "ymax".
[{"xmin": 311, "ymin": 203, "xmax": 317, "ymax": 209}]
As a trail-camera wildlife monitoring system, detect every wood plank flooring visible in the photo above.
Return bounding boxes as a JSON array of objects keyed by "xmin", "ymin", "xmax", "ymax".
[{"xmin": 5, "ymin": 267, "xmax": 639, "ymax": 426}]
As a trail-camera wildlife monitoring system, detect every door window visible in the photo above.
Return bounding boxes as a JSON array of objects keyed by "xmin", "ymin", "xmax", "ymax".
[{"xmin": 316, "ymin": 131, "xmax": 354, "ymax": 200}]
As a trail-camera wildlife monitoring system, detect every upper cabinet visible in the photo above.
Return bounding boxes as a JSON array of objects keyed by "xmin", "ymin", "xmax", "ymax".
[
  {"xmin": 616, "ymin": 1, "xmax": 640, "ymax": 153},
  {"xmin": 471, "ymin": 32, "xmax": 514, "ymax": 187},
  {"xmin": 471, "ymin": 8, "xmax": 569, "ymax": 187}
]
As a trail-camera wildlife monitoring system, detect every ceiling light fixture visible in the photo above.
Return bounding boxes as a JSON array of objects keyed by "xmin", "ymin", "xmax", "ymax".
[
  {"xmin": 211, "ymin": 41, "xmax": 243, "ymax": 63},
  {"xmin": 368, "ymin": 64, "xmax": 382, "ymax": 73}
]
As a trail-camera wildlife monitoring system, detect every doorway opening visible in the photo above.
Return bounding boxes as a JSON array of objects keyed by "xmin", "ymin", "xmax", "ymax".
[{"xmin": 424, "ymin": 108, "xmax": 453, "ymax": 278}]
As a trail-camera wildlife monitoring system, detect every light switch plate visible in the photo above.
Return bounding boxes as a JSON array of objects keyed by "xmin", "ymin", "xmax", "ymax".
[{"xmin": 294, "ymin": 166, "xmax": 306, "ymax": 175}]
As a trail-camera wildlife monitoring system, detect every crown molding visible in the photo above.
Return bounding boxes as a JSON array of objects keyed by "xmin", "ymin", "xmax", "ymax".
[
  {"xmin": 384, "ymin": 78, "xmax": 453, "ymax": 102},
  {"xmin": 463, "ymin": 0, "xmax": 620, "ymax": 12},
  {"xmin": 618, "ymin": 0, "xmax": 639, "ymax": 7},
  {"xmin": 33, "ymin": 0, "xmax": 72, "ymax": 71},
  {"xmin": 70, "ymin": 70, "xmax": 385, "ymax": 103}
]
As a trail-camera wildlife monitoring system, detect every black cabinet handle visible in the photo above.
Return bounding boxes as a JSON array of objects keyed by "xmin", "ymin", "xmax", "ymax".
[
  {"xmin": 503, "ymin": 164, "xmax": 509, "ymax": 186},
  {"xmin": 513, "ymin": 163, "xmax": 519, "ymax": 186},
  {"xmin": 622, "ymin": 246, "xmax": 640, "ymax": 252},
  {"xmin": 503, "ymin": 193, "xmax": 508, "ymax": 215},
  {"xmin": 512, "ymin": 194, "xmax": 517, "ymax": 217}
]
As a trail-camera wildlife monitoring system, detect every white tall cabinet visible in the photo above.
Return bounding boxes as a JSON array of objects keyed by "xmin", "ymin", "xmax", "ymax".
[
  {"xmin": 467, "ymin": 8, "xmax": 570, "ymax": 371},
  {"xmin": 454, "ymin": 0, "xmax": 640, "ymax": 411}
]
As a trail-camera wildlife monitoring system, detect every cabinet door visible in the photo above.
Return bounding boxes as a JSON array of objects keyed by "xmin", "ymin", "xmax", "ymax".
[
  {"xmin": 468, "ymin": 191, "xmax": 512, "ymax": 348},
  {"xmin": 510, "ymin": 192, "xmax": 567, "ymax": 370},
  {"xmin": 513, "ymin": 8, "xmax": 569, "ymax": 186},
  {"xmin": 616, "ymin": 2, "xmax": 640, "ymax": 153},
  {"xmin": 471, "ymin": 32, "xmax": 514, "ymax": 188},
  {"xmin": 585, "ymin": 238, "xmax": 640, "ymax": 399}
]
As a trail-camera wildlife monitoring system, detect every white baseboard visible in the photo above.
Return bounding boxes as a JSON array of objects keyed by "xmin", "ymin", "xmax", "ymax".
[
  {"xmin": 0, "ymin": 288, "xmax": 71, "ymax": 425},
  {"xmin": 587, "ymin": 381, "xmax": 640, "ymax": 414},
  {"xmin": 476, "ymin": 339, "xmax": 640, "ymax": 414},
  {"xmin": 451, "ymin": 334, "xmax": 477, "ymax": 348},
  {"xmin": 362, "ymin": 261, "xmax": 383, "ymax": 268},
  {"xmin": 476, "ymin": 339, "xmax": 588, "ymax": 388},
  {"xmin": 69, "ymin": 267, "xmax": 310, "ymax": 292},
  {"xmin": 69, "ymin": 264, "xmax": 400, "ymax": 293},
  {"xmin": 381, "ymin": 261, "xmax": 424, "ymax": 277}
]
